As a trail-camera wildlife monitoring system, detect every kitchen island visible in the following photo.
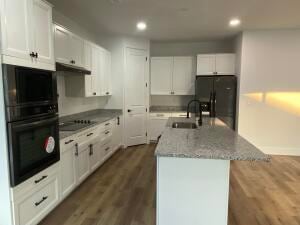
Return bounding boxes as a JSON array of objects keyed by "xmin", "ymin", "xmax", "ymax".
[{"xmin": 155, "ymin": 117, "xmax": 269, "ymax": 225}]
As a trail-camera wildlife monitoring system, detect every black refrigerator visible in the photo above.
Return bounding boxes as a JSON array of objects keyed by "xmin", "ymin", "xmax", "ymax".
[{"xmin": 195, "ymin": 75, "xmax": 237, "ymax": 130}]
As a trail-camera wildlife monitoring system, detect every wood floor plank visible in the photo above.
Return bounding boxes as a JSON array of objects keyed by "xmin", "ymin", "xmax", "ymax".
[{"xmin": 39, "ymin": 145, "xmax": 300, "ymax": 225}]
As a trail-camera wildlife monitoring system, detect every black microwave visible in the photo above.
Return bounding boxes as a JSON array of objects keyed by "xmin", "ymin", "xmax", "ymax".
[{"xmin": 2, "ymin": 64, "xmax": 58, "ymax": 122}]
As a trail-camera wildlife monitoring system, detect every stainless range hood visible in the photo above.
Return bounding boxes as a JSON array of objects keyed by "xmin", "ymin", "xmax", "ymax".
[{"xmin": 56, "ymin": 62, "xmax": 91, "ymax": 75}]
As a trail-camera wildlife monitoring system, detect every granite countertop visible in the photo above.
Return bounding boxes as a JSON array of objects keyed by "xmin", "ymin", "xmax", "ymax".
[
  {"xmin": 59, "ymin": 109, "xmax": 122, "ymax": 140},
  {"xmin": 155, "ymin": 117, "xmax": 270, "ymax": 161}
]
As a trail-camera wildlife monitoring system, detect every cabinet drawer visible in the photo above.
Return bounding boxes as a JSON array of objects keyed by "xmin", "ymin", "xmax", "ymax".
[
  {"xmin": 12, "ymin": 163, "xmax": 59, "ymax": 200},
  {"xmin": 101, "ymin": 128, "xmax": 112, "ymax": 141},
  {"xmin": 13, "ymin": 175, "xmax": 59, "ymax": 225},
  {"xmin": 60, "ymin": 136, "xmax": 77, "ymax": 153},
  {"xmin": 103, "ymin": 141, "xmax": 112, "ymax": 155}
]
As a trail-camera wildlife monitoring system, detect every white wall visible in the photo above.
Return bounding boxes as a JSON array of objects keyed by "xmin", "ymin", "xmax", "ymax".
[
  {"xmin": 150, "ymin": 40, "xmax": 234, "ymax": 107},
  {"xmin": 0, "ymin": 65, "xmax": 13, "ymax": 225},
  {"xmin": 53, "ymin": 9, "xmax": 111, "ymax": 116},
  {"xmin": 238, "ymin": 29, "xmax": 300, "ymax": 156},
  {"xmin": 150, "ymin": 40, "xmax": 234, "ymax": 57},
  {"xmin": 233, "ymin": 33, "xmax": 243, "ymax": 129}
]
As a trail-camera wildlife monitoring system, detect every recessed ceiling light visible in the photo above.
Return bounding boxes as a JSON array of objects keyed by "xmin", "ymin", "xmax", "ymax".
[
  {"xmin": 137, "ymin": 22, "xmax": 147, "ymax": 31},
  {"xmin": 229, "ymin": 19, "xmax": 241, "ymax": 27}
]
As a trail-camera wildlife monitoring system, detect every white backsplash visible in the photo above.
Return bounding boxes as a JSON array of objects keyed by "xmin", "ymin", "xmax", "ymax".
[
  {"xmin": 57, "ymin": 75, "xmax": 108, "ymax": 116},
  {"xmin": 150, "ymin": 95, "xmax": 194, "ymax": 107}
]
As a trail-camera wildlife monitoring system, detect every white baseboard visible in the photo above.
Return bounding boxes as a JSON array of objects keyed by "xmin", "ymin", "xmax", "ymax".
[{"xmin": 261, "ymin": 146, "xmax": 300, "ymax": 156}]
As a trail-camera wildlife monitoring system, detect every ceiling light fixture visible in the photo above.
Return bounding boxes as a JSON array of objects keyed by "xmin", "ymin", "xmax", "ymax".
[
  {"xmin": 137, "ymin": 22, "xmax": 147, "ymax": 31},
  {"xmin": 229, "ymin": 19, "xmax": 241, "ymax": 27}
]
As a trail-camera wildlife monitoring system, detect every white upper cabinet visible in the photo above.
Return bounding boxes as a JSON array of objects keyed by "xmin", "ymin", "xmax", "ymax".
[
  {"xmin": 54, "ymin": 24, "xmax": 85, "ymax": 67},
  {"xmin": 197, "ymin": 53, "xmax": 236, "ymax": 75},
  {"xmin": 151, "ymin": 57, "xmax": 173, "ymax": 95},
  {"xmin": 70, "ymin": 35, "xmax": 85, "ymax": 67},
  {"xmin": 215, "ymin": 54, "xmax": 236, "ymax": 75},
  {"xmin": 54, "ymin": 25, "xmax": 71, "ymax": 65},
  {"xmin": 0, "ymin": 0, "xmax": 54, "ymax": 70},
  {"xmin": 100, "ymin": 49, "xmax": 112, "ymax": 96},
  {"xmin": 173, "ymin": 57, "xmax": 195, "ymax": 95},
  {"xmin": 151, "ymin": 56, "xmax": 195, "ymax": 95},
  {"xmin": 196, "ymin": 54, "xmax": 216, "ymax": 75},
  {"xmin": 32, "ymin": 0, "xmax": 54, "ymax": 65},
  {"xmin": 65, "ymin": 42, "xmax": 112, "ymax": 98}
]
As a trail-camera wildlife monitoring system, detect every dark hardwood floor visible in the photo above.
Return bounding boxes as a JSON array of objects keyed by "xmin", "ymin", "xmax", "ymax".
[{"xmin": 39, "ymin": 144, "xmax": 300, "ymax": 225}]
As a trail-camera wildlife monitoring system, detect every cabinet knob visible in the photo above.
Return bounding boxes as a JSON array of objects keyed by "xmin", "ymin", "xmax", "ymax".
[
  {"xmin": 128, "ymin": 109, "xmax": 132, "ymax": 113},
  {"xmin": 93, "ymin": 92, "xmax": 97, "ymax": 95},
  {"xmin": 106, "ymin": 92, "xmax": 109, "ymax": 95},
  {"xmin": 35, "ymin": 52, "xmax": 38, "ymax": 58},
  {"xmin": 30, "ymin": 52, "xmax": 35, "ymax": 57}
]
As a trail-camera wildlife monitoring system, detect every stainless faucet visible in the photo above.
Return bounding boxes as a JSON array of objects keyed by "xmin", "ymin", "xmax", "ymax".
[{"xmin": 187, "ymin": 100, "xmax": 203, "ymax": 126}]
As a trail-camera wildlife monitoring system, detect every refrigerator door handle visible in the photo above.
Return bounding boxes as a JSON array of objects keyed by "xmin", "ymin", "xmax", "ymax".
[
  {"xmin": 209, "ymin": 92, "xmax": 213, "ymax": 117},
  {"xmin": 212, "ymin": 91, "xmax": 217, "ymax": 117}
]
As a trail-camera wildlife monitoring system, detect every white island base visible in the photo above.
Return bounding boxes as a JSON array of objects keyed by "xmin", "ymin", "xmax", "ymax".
[{"xmin": 157, "ymin": 157, "xmax": 230, "ymax": 225}]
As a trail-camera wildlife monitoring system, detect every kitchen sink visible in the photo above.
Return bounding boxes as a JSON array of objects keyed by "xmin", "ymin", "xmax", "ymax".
[{"xmin": 172, "ymin": 122, "xmax": 197, "ymax": 129}]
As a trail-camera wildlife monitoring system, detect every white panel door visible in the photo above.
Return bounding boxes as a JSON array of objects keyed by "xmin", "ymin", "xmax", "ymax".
[
  {"xmin": 76, "ymin": 144, "xmax": 90, "ymax": 184},
  {"xmin": 125, "ymin": 48, "xmax": 148, "ymax": 147},
  {"xmin": 196, "ymin": 54, "xmax": 216, "ymax": 75},
  {"xmin": 60, "ymin": 141, "xmax": 77, "ymax": 199},
  {"xmin": 173, "ymin": 57, "xmax": 195, "ymax": 95},
  {"xmin": 32, "ymin": 0, "xmax": 54, "ymax": 65},
  {"xmin": 0, "ymin": 0, "xmax": 33, "ymax": 61},
  {"xmin": 70, "ymin": 35, "xmax": 85, "ymax": 68},
  {"xmin": 54, "ymin": 25, "xmax": 71, "ymax": 64},
  {"xmin": 215, "ymin": 54, "xmax": 236, "ymax": 75},
  {"xmin": 151, "ymin": 57, "xmax": 173, "ymax": 95}
]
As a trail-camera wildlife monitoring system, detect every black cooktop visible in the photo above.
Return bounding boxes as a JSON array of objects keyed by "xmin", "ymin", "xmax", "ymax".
[{"xmin": 59, "ymin": 120, "xmax": 97, "ymax": 132}]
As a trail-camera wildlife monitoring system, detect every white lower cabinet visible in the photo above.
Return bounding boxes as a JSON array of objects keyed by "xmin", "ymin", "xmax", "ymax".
[
  {"xmin": 76, "ymin": 141, "xmax": 91, "ymax": 184},
  {"xmin": 60, "ymin": 137, "xmax": 77, "ymax": 200},
  {"xmin": 11, "ymin": 164, "xmax": 60, "ymax": 225},
  {"xmin": 89, "ymin": 136, "xmax": 102, "ymax": 172}
]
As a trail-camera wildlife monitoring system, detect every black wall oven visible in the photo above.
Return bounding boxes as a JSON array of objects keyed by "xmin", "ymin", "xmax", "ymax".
[{"xmin": 3, "ymin": 64, "xmax": 60, "ymax": 187}]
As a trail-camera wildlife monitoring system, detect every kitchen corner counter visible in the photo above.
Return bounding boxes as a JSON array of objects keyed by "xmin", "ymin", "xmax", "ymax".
[
  {"xmin": 59, "ymin": 109, "xmax": 122, "ymax": 140},
  {"xmin": 155, "ymin": 117, "xmax": 270, "ymax": 161}
]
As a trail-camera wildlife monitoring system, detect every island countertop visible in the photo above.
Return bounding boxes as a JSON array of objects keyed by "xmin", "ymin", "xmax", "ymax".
[{"xmin": 155, "ymin": 117, "xmax": 270, "ymax": 161}]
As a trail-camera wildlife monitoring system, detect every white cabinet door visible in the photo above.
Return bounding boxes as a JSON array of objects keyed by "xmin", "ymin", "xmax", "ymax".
[
  {"xmin": 0, "ymin": 0, "xmax": 33, "ymax": 61},
  {"xmin": 151, "ymin": 57, "xmax": 173, "ymax": 95},
  {"xmin": 99, "ymin": 48, "xmax": 112, "ymax": 96},
  {"xmin": 89, "ymin": 139, "xmax": 101, "ymax": 172},
  {"xmin": 60, "ymin": 139, "xmax": 77, "ymax": 200},
  {"xmin": 84, "ymin": 41, "xmax": 93, "ymax": 97},
  {"xmin": 196, "ymin": 54, "xmax": 216, "ymax": 75},
  {"xmin": 112, "ymin": 117, "xmax": 122, "ymax": 151},
  {"xmin": 173, "ymin": 57, "xmax": 195, "ymax": 95},
  {"xmin": 54, "ymin": 25, "xmax": 71, "ymax": 65},
  {"xmin": 76, "ymin": 144, "xmax": 90, "ymax": 184},
  {"xmin": 215, "ymin": 54, "xmax": 236, "ymax": 75},
  {"xmin": 70, "ymin": 35, "xmax": 85, "ymax": 68},
  {"xmin": 32, "ymin": 0, "xmax": 54, "ymax": 65},
  {"xmin": 105, "ymin": 51, "xmax": 112, "ymax": 96},
  {"xmin": 91, "ymin": 46, "xmax": 101, "ymax": 96}
]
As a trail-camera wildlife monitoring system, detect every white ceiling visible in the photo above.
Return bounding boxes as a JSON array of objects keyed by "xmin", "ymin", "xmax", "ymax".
[{"xmin": 48, "ymin": 0, "xmax": 300, "ymax": 41}]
